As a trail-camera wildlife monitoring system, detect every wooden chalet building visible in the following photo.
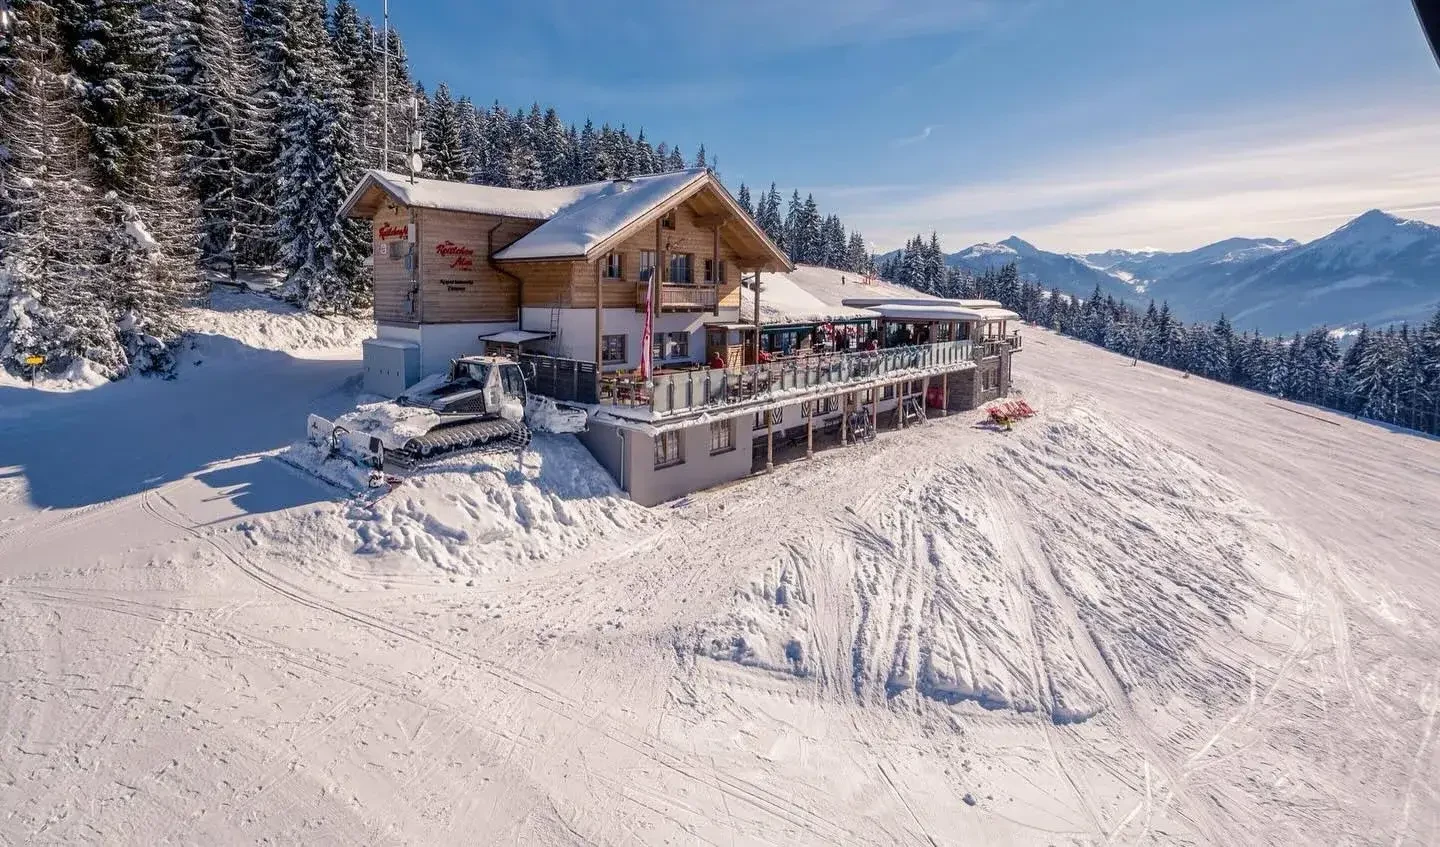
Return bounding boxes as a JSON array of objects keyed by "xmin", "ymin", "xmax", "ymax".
[{"xmin": 340, "ymin": 169, "xmax": 1022, "ymax": 506}]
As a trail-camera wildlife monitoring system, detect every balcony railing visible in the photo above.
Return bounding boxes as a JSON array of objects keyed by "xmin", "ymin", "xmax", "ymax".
[
  {"xmin": 636, "ymin": 282, "xmax": 719, "ymax": 313},
  {"xmin": 600, "ymin": 340, "xmax": 974, "ymax": 418},
  {"xmin": 973, "ymin": 331, "xmax": 1023, "ymax": 359}
]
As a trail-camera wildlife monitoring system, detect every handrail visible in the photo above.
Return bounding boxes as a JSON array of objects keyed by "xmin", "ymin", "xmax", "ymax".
[{"xmin": 600, "ymin": 339, "xmax": 974, "ymax": 416}]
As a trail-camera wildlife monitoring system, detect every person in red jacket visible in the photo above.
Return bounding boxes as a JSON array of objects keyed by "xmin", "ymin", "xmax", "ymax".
[
  {"xmin": 708, "ymin": 350, "xmax": 726, "ymax": 370},
  {"xmin": 757, "ymin": 348, "xmax": 773, "ymax": 364}
]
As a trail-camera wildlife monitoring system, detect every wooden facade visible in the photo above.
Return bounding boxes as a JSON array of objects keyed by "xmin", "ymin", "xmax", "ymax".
[
  {"xmin": 369, "ymin": 204, "xmax": 540, "ymax": 326},
  {"xmin": 353, "ymin": 173, "xmax": 781, "ymax": 328}
]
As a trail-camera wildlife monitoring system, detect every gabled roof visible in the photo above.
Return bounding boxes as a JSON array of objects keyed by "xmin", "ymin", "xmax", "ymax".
[
  {"xmin": 495, "ymin": 169, "xmax": 791, "ymax": 271},
  {"xmin": 494, "ymin": 169, "xmax": 709, "ymax": 259},
  {"xmin": 341, "ymin": 167, "xmax": 791, "ymax": 272}
]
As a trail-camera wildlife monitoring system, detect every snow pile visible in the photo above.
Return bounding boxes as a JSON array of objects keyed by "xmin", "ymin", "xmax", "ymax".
[
  {"xmin": 180, "ymin": 287, "xmax": 373, "ymax": 355},
  {"xmin": 260, "ymin": 435, "xmax": 659, "ymax": 577},
  {"xmin": 697, "ymin": 404, "xmax": 1293, "ymax": 724},
  {"xmin": 525, "ymin": 395, "xmax": 588, "ymax": 434}
]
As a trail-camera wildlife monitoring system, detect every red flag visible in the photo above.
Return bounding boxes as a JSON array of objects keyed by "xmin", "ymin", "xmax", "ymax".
[{"xmin": 640, "ymin": 269, "xmax": 655, "ymax": 382}]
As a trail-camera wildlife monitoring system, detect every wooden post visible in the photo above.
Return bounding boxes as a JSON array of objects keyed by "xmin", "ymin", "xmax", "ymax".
[
  {"xmin": 940, "ymin": 371, "xmax": 949, "ymax": 417},
  {"xmin": 841, "ymin": 393, "xmax": 850, "ymax": 444},
  {"xmin": 806, "ymin": 410, "xmax": 814, "ymax": 458},
  {"xmin": 871, "ymin": 392, "xmax": 878, "ymax": 434},
  {"xmin": 711, "ymin": 224, "xmax": 721, "ymax": 316},
  {"xmin": 899, "ymin": 382, "xmax": 906, "ymax": 430},
  {"xmin": 766, "ymin": 413, "xmax": 775, "ymax": 471},
  {"xmin": 654, "ymin": 219, "xmax": 664, "ymax": 324},
  {"xmin": 752, "ymin": 270, "xmax": 763, "ymax": 366},
  {"xmin": 594, "ymin": 262, "xmax": 603, "ymax": 394}
]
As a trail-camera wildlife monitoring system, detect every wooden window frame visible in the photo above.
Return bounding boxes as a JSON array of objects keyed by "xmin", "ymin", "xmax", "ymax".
[
  {"xmin": 603, "ymin": 252, "xmax": 624, "ymax": 280},
  {"xmin": 703, "ymin": 258, "xmax": 726, "ymax": 285},
  {"xmin": 661, "ymin": 210, "xmax": 677, "ymax": 230},
  {"xmin": 639, "ymin": 250, "xmax": 656, "ymax": 280},
  {"xmin": 655, "ymin": 430, "xmax": 684, "ymax": 469},
  {"xmin": 667, "ymin": 253, "xmax": 694, "ymax": 285},
  {"xmin": 753, "ymin": 408, "xmax": 782, "ymax": 430},
  {"xmin": 709, "ymin": 419, "xmax": 734, "ymax": 455}
]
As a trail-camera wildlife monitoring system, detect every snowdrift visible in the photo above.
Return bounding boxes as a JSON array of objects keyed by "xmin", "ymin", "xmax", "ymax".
[
  {"xmin": 259, "ymin": 434, "xmax": 658, "ymax": 577},
  {"xmin": 181, "ymin": 287, "xmax": 374, "ymax": 356}
]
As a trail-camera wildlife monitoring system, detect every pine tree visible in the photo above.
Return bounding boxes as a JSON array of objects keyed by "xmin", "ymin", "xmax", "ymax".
[
  {"xmin": 693, "ymin": 143, "xmax": 706, "ymax": 168},
  {"xmin": 165, "ymin": 0, "xmax": 264, "ymax": 276},
  {"xmin": 1, "ymin": 0, "xmax": 124, "ymax": 376},
  {"xmin": 665, "ymin": 144, "xmax": 684, "ymax": 171},
  {"xmin": 422, "ymin": 82, "xmax": 464, "ymax": 179},
  {"xmin": 737, "ymin": 183, "xmax": 752, "ymax": 217},
  {"xmin": 756, "ymin": 183, "xmax": 784, "ymax": 250},
  {"xmin": 504, "ymin": 108, "xmax": 544, "ymax": 189}
]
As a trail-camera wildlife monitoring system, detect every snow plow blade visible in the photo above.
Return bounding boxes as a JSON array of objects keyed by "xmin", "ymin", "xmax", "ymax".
[{"xmin": 307, "ymin": 414, "xmax": 385, "ymax": 468}]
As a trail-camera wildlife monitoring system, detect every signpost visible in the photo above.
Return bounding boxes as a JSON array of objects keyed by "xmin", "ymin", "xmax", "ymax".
[{"xmin": 24, "ymin": 354, "xmax": 44, "ymax": 383}]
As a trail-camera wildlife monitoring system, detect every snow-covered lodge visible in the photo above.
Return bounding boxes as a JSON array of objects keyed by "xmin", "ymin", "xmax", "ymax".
[{"xmin": 341, "ymin": 168, "xmax": 1022, "ymax": 504}]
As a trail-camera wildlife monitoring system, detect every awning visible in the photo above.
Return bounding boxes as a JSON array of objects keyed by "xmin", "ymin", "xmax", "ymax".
[
  {"xmin": 479, "ymin": 329, "xmax": 553, "ymax": 344},
  {"xmin": 851, "ymin": 303, "xmax": 987, "ymax": 322},
  {"xmin": 976, "ymin": 307, "xmax": 1021, "ymax": 322}
]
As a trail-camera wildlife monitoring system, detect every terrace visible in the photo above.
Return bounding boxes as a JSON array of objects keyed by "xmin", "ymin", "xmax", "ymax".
[{"xmin": 596, "ymin": 339, "xmax": 976, "ymax": 421}]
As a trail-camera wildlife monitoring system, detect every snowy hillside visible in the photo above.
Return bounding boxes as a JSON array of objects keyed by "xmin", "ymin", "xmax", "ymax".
[{"xmin": 1, "ymin": 313, "xmax": 1437, "ymax": 844}]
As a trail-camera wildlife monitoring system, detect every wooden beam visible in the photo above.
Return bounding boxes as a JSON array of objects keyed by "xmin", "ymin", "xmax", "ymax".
[
  {"xmin": 871, "ymin": 392, "xmax": 878, "ymax": 435},
  {"xmin": 806, "ymin": 411, "xmax": 814, "ymax": 458},
  {"xmin": 693, "ymin": 213, "xmax": 734, "ymax": 229},
  {"xmin": 940, "ymin": 371, "xmax": 949, "ymax": 417},
  {"xmin": 594, "ymin": 262, "xmax": 603, "ymax": 384},
  {"xmin": 752, "ymin": 271, "xmax": 762, "ymax": 366},
  {"xmin": 841, "ymin": 393, "xmax": 849, "ymax": 444},
  {"xmin": 712, "ymin": 224, "xmax": 721, "ymax": 317},
  {"xmin": 899, "ymin": 383, "xmax": 906, "ymax": 430}
]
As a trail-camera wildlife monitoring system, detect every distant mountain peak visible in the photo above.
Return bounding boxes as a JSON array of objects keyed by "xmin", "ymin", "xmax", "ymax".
[{"xmin": 998, "ymin": 235, "xmax": 1036, "ymax": 252}]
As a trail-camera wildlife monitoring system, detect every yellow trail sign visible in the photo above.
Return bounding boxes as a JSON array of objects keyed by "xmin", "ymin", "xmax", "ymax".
[{"xmin": 24, "ymin": 355, "xmax": 45, "ymax": 366}]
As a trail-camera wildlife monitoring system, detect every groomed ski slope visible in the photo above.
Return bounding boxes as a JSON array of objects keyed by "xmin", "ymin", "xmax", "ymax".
[{"xmin": 0, "ymin": 301, "xmax": 1436, "ymax": 845}]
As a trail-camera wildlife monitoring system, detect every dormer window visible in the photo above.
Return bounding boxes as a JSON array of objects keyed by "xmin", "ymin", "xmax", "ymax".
[{"xmin": 661, "ymin": 210, "xmax": 676, "ymax": 230}]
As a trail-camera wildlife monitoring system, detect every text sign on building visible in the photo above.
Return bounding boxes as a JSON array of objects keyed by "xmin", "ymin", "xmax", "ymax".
[
  {"xmin": 377, "ymin": 222, "xmax": 409, "ymax": 240},
  {"xmin": 435, "ymin": 240, "xmax": 474, "ymax": 271}
]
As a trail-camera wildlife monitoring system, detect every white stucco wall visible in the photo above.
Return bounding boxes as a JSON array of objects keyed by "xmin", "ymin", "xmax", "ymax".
[
  {"xmin": 413, "ymin": 321, "xmax": 516, "ymax": 376},
  {"xmin": 522, "ymin": 306, "xmax": 745, "ymax": 369}
]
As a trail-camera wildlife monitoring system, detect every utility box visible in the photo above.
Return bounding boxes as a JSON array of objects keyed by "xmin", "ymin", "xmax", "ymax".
[{"xmin": 363, "ymin": 338, "xmax": 423, "ymax": 397}]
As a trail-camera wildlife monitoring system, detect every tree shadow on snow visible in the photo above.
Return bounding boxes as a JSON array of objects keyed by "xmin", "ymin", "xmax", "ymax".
[{"xmin": 0, "ymin": 334, "xmax": 362, "ymax": 511}]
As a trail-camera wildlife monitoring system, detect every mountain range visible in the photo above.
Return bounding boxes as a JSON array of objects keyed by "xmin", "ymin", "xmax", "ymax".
[{"xmin": 943, "ymin": 210, "xmax": 1440, "ymax": 335}]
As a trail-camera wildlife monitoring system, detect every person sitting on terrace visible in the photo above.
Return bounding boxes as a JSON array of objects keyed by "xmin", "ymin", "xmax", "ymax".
[
  {"xmin": 895, "ymin": 326, "xmax": 914, "ymax": 346},
  {"xmin": 757, "ymin": 348, "xmax": 774, "ymax": 364},
  {"xmin": 708, "ymin": 350, "xmax": 726, "ymax": 370}
]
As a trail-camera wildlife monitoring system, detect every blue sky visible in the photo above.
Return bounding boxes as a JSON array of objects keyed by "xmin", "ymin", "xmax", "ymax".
[{"xmin": 372, "ymin": 0, "xmax": 1440, "ymax": 253}]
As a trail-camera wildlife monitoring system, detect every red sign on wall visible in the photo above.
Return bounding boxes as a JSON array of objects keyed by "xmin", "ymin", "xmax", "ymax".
[
  {"xmin": 436, "ymin": 240, "xmax": 476, "ymax": 271},
  {"xmin": 378, "ymin": 222, "xmax": 408, "ymax": 240}
]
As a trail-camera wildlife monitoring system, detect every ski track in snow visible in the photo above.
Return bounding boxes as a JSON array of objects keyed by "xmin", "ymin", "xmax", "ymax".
[{"xmin": 0, "ymin": 327, "xmax": 1436, "ymax": 844}]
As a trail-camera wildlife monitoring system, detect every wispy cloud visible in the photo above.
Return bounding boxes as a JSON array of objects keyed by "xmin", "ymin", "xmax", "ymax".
[
  {"xmin": 893, "ymin": 126, "xmax": 934, "ymax": 147},
  {"xmin": 826, "ymin": 97, "xmax": 1440, "ymax": 252}
]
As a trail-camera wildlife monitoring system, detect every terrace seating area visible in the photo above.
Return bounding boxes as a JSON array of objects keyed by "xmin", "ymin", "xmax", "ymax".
[{"xmin": 597, "ymin": 339, "xmax": 974, "ymax": 419}]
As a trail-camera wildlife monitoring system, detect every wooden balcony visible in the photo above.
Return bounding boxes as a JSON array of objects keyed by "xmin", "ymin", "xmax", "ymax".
[{"xmin": 636, "ymin": 282, "xmax": 719, "ymax": 313}]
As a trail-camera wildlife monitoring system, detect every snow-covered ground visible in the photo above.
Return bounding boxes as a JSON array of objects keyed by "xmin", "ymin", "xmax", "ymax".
[{"xmin": 0, "ymin": 320, "xmax": 1436, "ymax": 845}]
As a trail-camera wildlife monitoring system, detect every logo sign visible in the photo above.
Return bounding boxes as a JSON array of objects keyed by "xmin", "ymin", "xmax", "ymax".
[
  {"xmin": 24, "ymin": 355, "xmax": 44, "ymax": 366},
  {"xmin": 377, "ymin": 223, "xmax": 408, "ymax": 241},
  {"xmin": 435, "ymin": 240, "xmax": 475, "ymax": 271}
]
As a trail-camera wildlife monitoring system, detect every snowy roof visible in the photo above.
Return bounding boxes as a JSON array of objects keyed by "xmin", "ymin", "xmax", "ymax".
[
  {"xmin": 783, "ymin": 265, "xmax": 944, "ymax": 308},
  {"xmin": 496, "ymin": 169, "xmax": 710, "ymax": 260},
  {"xmin": 342, "ymin": 170, "xmax": 611, "ymax": 220},
  {"xmin": 479, "ymin": 329, "xmax": 552, "ymax": 344},
  {"xmin": 976, "ymin": 307, "xmax": 1021, "ymax": 322},
  {"xmin": 739, "ymin": 272, "xmax": 879, "ymax": 326},
  {"xmin": 855, "ymin": 303, "xmax": 987, "ymax": 322}
]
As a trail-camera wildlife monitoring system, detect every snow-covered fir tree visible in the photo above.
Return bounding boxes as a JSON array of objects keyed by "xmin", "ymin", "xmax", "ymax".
[{"xmin": 422, "ymin": 82, "xmax": 464, "ymax": 180}]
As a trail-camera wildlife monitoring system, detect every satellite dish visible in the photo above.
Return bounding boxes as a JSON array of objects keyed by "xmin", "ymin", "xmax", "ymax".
[{"xmin": 409, "ymin": 152, "xmax": 423, "ymax": 173}]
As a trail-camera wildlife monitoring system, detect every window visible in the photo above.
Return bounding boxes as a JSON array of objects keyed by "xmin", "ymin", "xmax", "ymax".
[
  {"xmin": 905, "ymin": 379, "xmax": 922, "ymax": 395},
  {"xmin": 668, "ymin": 253, "xmax": 693, "ymax": 284},
  {"xmin": 982, "ymin": 368, "xmax": 999, "ymax": 390},
  {"xmin": 603, "ymin": 252, "xmax": 623, "ymax": 280},
  {"xmin": 753, "ymin": 408, "xmax": 782, "ymax": 430},
  {"xmin": 655, "ymin": 430, "xmax": 684, "ymax": 468},
  {"xmin": 801, "ymin": 397, "xmax": 839, "ymax": 418},
  {"xmin": 385, "ymin": 241, "xmax": 406, "ymax": 260},
  {"xmin": 639, "ymin": 250, "xmax": 657, "ymax": 281},
  {"xmin": 704, "ymin": 259, "xmax": 726, "ymax": 285},
  {"xmin": 602, "ymin": 334, "xmax": 627, "ymax": 364},
  {"xmin": 937, "ymin": 323, "xmax": 953, "ymax": 342},
  {"xmin": 709, "ymin": 420, "xmax": 734, "ymax": 454},
  {"xmin": 652, "ymin": 331, "xmax": 690, "ymax": 361},
  {"xmin": 882, "ymin": 384, "xmax": 896, "ymax": 401},
  {"xmin": 501, "ymin": 364, "xmax": 527, "ymax": 396},
  {"xmin": 661, "ymin": 210, "xmax": 677, "ymax": 230}
]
